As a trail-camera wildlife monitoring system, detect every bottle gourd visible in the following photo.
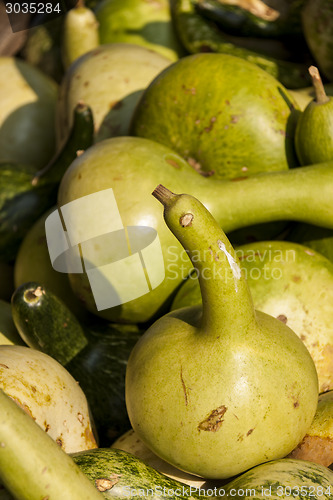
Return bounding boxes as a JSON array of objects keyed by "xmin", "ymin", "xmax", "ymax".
[{"xmin": 125, "ymin": 185, "xmax": 319, "ymax": 479}]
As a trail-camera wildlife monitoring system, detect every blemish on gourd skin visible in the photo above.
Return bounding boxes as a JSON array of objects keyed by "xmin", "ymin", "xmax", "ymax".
[
  {"xmin": 95, "ymin": 476, "xmax": 120, "ymax": 491},
  {"xmin": 198, "ymin": 405, "xmax": 227, "ymax": 432},
  {"xmin": 180, "ymin": 366, "xmax": 189, "ymax": 406}
]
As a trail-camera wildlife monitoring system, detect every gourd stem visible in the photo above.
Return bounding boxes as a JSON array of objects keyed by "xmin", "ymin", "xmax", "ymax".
[{"xmin": 309, "ymin": 66, "xmax": 329, "ymax": 104}]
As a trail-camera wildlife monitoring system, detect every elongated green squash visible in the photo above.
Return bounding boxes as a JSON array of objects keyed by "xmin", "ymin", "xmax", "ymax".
[
  {"xmin": 71, "ymin": 448, "xmax": 333, "ymax": 499},
  {"xmin": 71, "ymin": 448, "xmax": 208, "ymax": 499},
  {"xmin": 0, "ymin": 389, "xmax": 103, "ymax": 500},
  {"xmin": 224, "ymin": 459, "xmax": 333, "ymax": 499},
  {"xmin": 0, "ymin": 102, "xmax": 94, "ymax": 262},
  {"xmin": 11, "ymin": 282, "xmax": 142, "ymax": 445},
  {"xmin": 170, "ymin": 0, "xmax": 310, "ymax": 88}
]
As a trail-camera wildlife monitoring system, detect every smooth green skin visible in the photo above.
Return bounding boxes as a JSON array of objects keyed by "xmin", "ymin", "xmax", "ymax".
[
  {"xmin": 62, "ymin": 3, "xmax": 100, "ymax": 70},
  {"xmin": 131, "ymin": 52, "xmax": 299, "ymax": 180},
  {"xmin": 302, "ymin": 0, "xmax": 333, "ymax": 81},
  {"xmin": 0, "ymin": 300, "xmax": 24, "ymax": 346},
  {"xmin": 56, "ymin": 43, "xmax": 171, "ymax": 146},
  {"xmin": 0, "ymin": 57, "xmax": 58, "ymax": 170},
  {"xmin": 125, "ymin": 189, "xmax": 318, "ymax": 479},
  {"xmin": 170, "ymin": 0, "xmax": 310, "ymax": 89},
  {"xmin": 295, "ymin": 97, "xmax": 333, "ymax": 165},
  {"xmin": 0, "ymin": 389, "xmax": 103, "ymax": 500},
  {"xmin": 14, "ymin": 207, "xmax": 88, "ymax": 320},
  {"xmin": 171, "ymin": 240, "xmax": 333, "ymax": 393},
  {"xmin": 58, "ymin": 136, "xmax": 333, "ymax": 324},
  {"xmin": 0, "ymin": 102, "xmax": 94, "ymax": 263},
  {"xmin": 224, "ymin": 459, "xmax": 333, "ymax": 499},
  {"xmin": 193, "ymin": 0, "xmax": 304, "ymax": 38},
  {"xmin": 95, "ymin": 0, "xmax": 184, "ymax": 62}
]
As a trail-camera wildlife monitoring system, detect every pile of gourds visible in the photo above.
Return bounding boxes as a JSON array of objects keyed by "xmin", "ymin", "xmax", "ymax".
[{"xmin": 1, "ymin": 0, "xmax": 333, "ymax": 498}]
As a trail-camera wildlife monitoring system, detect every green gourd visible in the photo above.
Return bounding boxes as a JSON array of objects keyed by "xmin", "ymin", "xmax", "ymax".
[
  {"xmin": 170, "ymin": 240, "xmax": 333, "ymax": 393},
  {"xmin": 0, "ymin": 389, "xmax": 103, "ymax": 500},
  {"xmin": 301, "ymin": 0, "xmax": 333, "ymax": 81},
  {"xmin": 125, "ymin": 185, "xmax": 318, "ymax": 479},
  {"xmin": 72, "ymin": 448, "xmax": 333, "ymax": 499},
  {"xmin": 169, "ymin": 0, "xmax": 310, "ymax": 89},
  {"xmin": 56, "ymin": 43, "xmax": 172, "ymax": 145},
  {"xmin": 14, "ymin": 207, "xmax": 88, "ymax": 320},
  {"xmin": 0, "ymin": 102, "xmax": 94, "ymax": 262},
  {"xmin": 295, "ymin": 66, "xmax": 333, "ymax": 165},
  {"xmin": 57, "ymin": 136, "xmax": 333, "ymax": 324},
  {"xmin": 62, "ymin": 0, "xmax": 100, "ymax": 69},
  {"xmin": 193, "ymin": 0, "xmax": 305, "ymax": 39},
  {"xmin": 131, "ymin": 52, "xmax": 300, "ymax": 180},
  {"xmin": 0, "ymin": 57, "xmax": 58, "ymax": 169},
  {"xmin": 94, "ymin": 0, "xmax": 184, "ymax": 63}
]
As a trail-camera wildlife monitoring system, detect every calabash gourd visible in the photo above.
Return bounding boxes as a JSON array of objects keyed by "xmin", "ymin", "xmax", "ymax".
[
  {"xmin": 125, "ymin": 185, "xmax": 318, "ymax": 479},
  {"xmin": 171, "ymin": 240, "xmax": 333, "ymax": 393},
  {"xmin": 57, "ymin": 136, "xmax": 333, "ymax": 324},
  {"xmin": 295, "ymin": 66, "xmax": 333, "ymax": 165}
]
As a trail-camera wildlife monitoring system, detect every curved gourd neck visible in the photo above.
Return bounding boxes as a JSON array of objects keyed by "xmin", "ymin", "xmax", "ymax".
[
  {"xmin": 188, "ymin": 161, "xmax": 333, "ymax": 233},
  {"xmin": 153, "ymin": 185, "xmax": 256, "ymax": 332}
]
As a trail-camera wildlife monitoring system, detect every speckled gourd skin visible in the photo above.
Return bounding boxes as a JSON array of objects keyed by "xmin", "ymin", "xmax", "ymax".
[
  {"xmin": 125, "ymin": 189, "xmax": 318, "ymax": 479},
  {"xmin": 0, "ymin": 345, "xmax": 97, "ymax": 453},
  {"xmin": 56, "ymin": 44, "xmax": 171, "ymax": 145},
  {"xmin": 131, "ymin": 52, "xmax": 299, "ymax": 180}
]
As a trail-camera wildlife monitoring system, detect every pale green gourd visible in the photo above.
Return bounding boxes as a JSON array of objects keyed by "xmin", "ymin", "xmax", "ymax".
[
  {"xmin": 125, "ymin": 185, "xmax": 319, "ymax": 479},
  {"xmin": 295, "ymin": 66, "xmax": 333, "ymax": 165}
]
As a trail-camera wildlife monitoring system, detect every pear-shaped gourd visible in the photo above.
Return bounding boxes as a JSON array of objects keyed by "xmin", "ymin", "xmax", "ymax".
[
  {"xmin": 56, "ymin": 44, "xmax": 171, "ymax": 145},
  {"xmin": 125, "ymin": 185, "xmax": 319, "ymax": 479},
  {"xmin": 0, "ymin": 345, "xmax": 97, "ymax": 453},
  {"xmin": 295, "ymin": 66, "xmax": 333, "ymax": 165},
  {"xmin": 171, "ymin": 240, "xmax": 333, "ymax": 393},
  {"xmin": 131, "ymin": 52, "xmax": 300, "ymax": 180},
  {"xmin": 0, "ymin": 57, "xmax": 58, "ymax": 169}
]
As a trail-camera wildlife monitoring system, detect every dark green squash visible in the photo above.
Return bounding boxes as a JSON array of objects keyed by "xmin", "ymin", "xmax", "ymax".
[
  {"xmin": 11, "ymin": 282, "xmax": 143, "ymax": 445},
  {"xmin": 0, "ymin": 102, "xmax": 94, "ymax": 262}
]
